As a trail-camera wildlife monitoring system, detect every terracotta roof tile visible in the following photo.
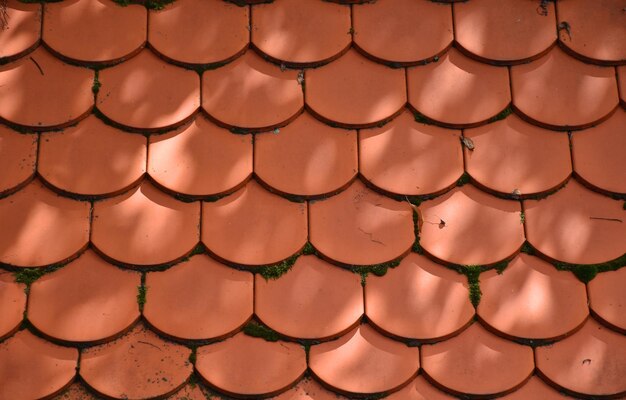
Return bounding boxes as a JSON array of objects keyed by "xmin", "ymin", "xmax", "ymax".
[
  {"xmin": 588, "ymin": 267, "xmax": 626, "ymax": 333},
  {"xmin": 0, "ymin": 271, "xmax": 25, "ymax": 339},
  {"xmin": 309, "ymin": 324, "xmax": 419, "ymax": 395},
  {"xmin": 165, "ymin": 383, "xmax": 214, "ymax": 400},
  {"xmin": 500, "ymin": 376, "xmax": 571, "ymax": 400},
  {"xmin": 0, "ymin": 126, "xmax": 37, "ymax": 195},
  {"xmin": 0, "ymin": 0, "xmax": 40, "ymax": 61},
  {"xmin": 271, "ymin": 377, "xmax": 344, "ymax": 400},
  {"xmin": 52, "ymin": 383, "xmax": 99, "ymax": 400},
  {"xmin": 385, "ymin": 376, "xmax": 455, "ymax": 400}
]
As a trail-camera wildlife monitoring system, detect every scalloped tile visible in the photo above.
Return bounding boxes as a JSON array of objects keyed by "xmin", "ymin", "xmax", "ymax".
[
  {"xmin": 0, "ymin": 126, "xmax": 37, "ymax": 195},
  {"xmin": 588, "ymin": 268, "xmax": 626, "ymax": 333},
  {"xmin": 166, "ymin": 383, "xmax": 214, "ymax": 400},
  {"xmin": 359, "ymin": 110, "xmax": 463, "ymax": 196},
  {"xmin": 407, "ymin": 48, "xmax": 510, "ymax": 127},
  {"xmin": 454, "ymin": 0, "xmax": 556, "ymax": 63},
  {"xmin": 255, "ymin": 255, "xmax": 363, "ymax": 340},
  {"xmin": 501, "ymin": 376, "xmax": 571, "ymax": 400},
  {"xmin": 0, "ymin": 0, "xmax": 41, "ymax": 60},
  {"xmin": 251, "ymin": 0, "xmax": 350, "ymax": 66},
  {"xmin": 352, "ymin": 0, "xmax": 453, "ymax": 64},
  {"xmin": 149, "ymin": 0, "xmax": 248, "ymax": 65},
  {"xmin": 80, "ymin": 324, "xmax": 192, "ymax": 399},
  {"xmin": 271, "ymin": 378, "xmax": 345, "ymax": 400},
  {"xmin": 0, "ymin": 47, "xmax": 93, "ymax": 129},
  {"xmin": 305, "ymin": 49, "xmax": 406, "ymax": 128},
  {"xmin": 572, "ymin": 109, "xmax": 626, "ymax": 194},
  {"xmin": 52, "ymin": 382, "xmax": 99, "ymax": 400},
  {"xmin": 39, "ymin": 115, "xmax": 146, "ymax": 196},
  {"xmin": 148, "ymin": 116, "xmax": 252, "ymax": 197},
  {"xmin": 92, "ymin": 182, "xmax": 200, "ymax": 266},
  {"xmin": 511, "ymin": 47, "xmax": 619, "ymax": 129},
  {"xmin": 524, "ymin": 180, "xmax": 626, "ymax": 265},
  {"xmin": 365, "ymin": 253, "xmax": 474, "ymax": 341},
  {"xmin": 43, "ymin": 0, "xmax": 146, "ymax": 63},
  {"xmin": 255, "ymin": 112, "xmax": 357, "ymax": 197},
  {"xmin": 0, "ymin": 330, "xmax": 77, "ymax": 400},
  {"xmin": 536, "ymin": 318, "xmax": 626, "ymax": 398},
  {"xmin": 0, "ymin": 180, "xmax": 90, "ymax": 267},
  {"xmin": 419, "ymin": 185, "xmax": 524, "ymax": 266},
  {"xmin": 0, "ymin": 271, "xmax": 26, "ymax": 339},
  {"xmin": 98, "ymin": 49, "xmax": 200, "ymax": 131},
  {"xmin": 478, "ymin": 254, "xmax": 588, "ymax": 340},
  {"xmin": 422, "ymin": 323, "xmax": 534, "ymax": 397},
  {"xmin": 201, "ymin": 180, "xmax": 307, "ymax": 266},
  {"xmin": 309, "ymin": 180, "xmax": 414, "ymax": 266},
  {"xmin": 309, "ymin": 324, "xmax": 419, "ymax": 395},
  {"xmin": 28, "ymin": 250, "xmax": 140, "ymax": 343},
  {"xmin": 386, "ymin": 376, "xmax": 455, "ymax": 400},
  {"xmin": 196, "ymin": 332, "xmax": 307, "ymax": 397},
  {"xmin": 144, "ymin": 254, "xmax": 253, "ymax": 340},
  {"xmin": 202, "ymin": 51, "xmax": 303, "ymax": 130}
]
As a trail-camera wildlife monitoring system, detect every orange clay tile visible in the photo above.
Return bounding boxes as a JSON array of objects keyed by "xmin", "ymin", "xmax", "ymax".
[
  {"xmin": 255, "ymin": 255, "xmax": 363, "ymax": 340},
  {"xmin": 557, "ymin": 0, "xmax": 626, "ymax": 64},
  {"xmin": 407, "ymin": 48, "xmax": 510, "ymax": 127},
  {"xmin": 365, "ymin": 253, "xmax": 474, "ymax": 341},
  {"xmin": 91, "ymin": 182, "xmax": 200, "ymax": 266},
  {"xmin": 272, "ymin": 378, "xmax": 345, "ymax": 400},
  {"xmin": 52, "ymin": 383, "xmax": 99, "ymax": 400},
  {"xmin": 251, "ymin": 0, "xmax": 351, "ymax": 66},
  {"xmin": 80, "ymin": 324, "xmax": 192, "ymax": 399},
  {"xmin": 149, "ymin": 0, "xmax": 248, "ymax": 65},
  {"xmin": 0, "ymin": 0, "xmax": 40, "ymax": 60},
  {"xmin": 454, "ymin": 0, "xmax": 556, "ymax": 63},
  {"xmin": 536, "ymin": 318, "xmax": 626, "ymax": 397},
  {"xmin": 202, "ymin": 51, "xmax": 303, "ymax": 130},
  {"xmin": 572, "ymin": 109, "xmax": 626, "ymax": 194},
  {"xmin": 422, "ymin": 323, "xmax": 534, "ymax": 397},
  {"xmin": 196, "ymin": 332, "xmax": 307, "ymax": 397},
  {"xmin": 359, "ymin": 110, "xmax": 463, "ymax": 196},
  {"xmin": 43, "ymin": 0, "xmax": 146, "ymax": 64},
  {"xmin": 524, "ymin": 180, "xmax": 626, "ymax": 264},
  {"xmin": 309, "ymin": 324, "xmax": 419, "ymax": 395},
  {"xmin": 144, "ymin": 254, "xmax": 253, "ymax": 340},
  {"xmin": 166, "ymin": 384, "xmax": 214, "ymax": 400},
  {"xmin": 352, "ymin": 0, "xmax": 453, "ymax": 64},
  {"xmin": 0, "ymin": 47, "xmax": 93, "ymax": 129},
  {"xmin": 465, "ymin": 115, "xmax": 571, "ymax": 196},
  {"xmin": 588, "ymin": 268, "xmax": 626, "ymax": 333},
  {"xmin": 0, "ymin": 330, "xmax": 77, "ymax": 400},
  {"xmin": 309, "ymin": 180, "xmax": 414, "ymax": 266},
  {"xmin": 511, "ymin": 47, "xmax": 619, "ymax": 129},
  {"xmin": 419, "ymin": 185, "xmax": 524, "ymax": 266},
  {"xmin": 28, "ymin": 250, "xmax": 141, "ymax": 343},
  {"xmin": 305, "ymin": 49, "xmax": 406, "ymax": 128},
  {"xmin": 0, "ymin": 180, "xmax": 89, "ymax": 267},
  {"xmin": 39, "ymin": 115, "xmax": 146, "ymax": 196},
  {"xmin": 202, "ymin": 180, "xmax": 307, "ymax": 266},
  {"xmin": 501, "ymin": 376, "xmax": 570, "ymax": 400},
  {"xmin": 619, "ymin": 65, "xmax": 626, "ymax": 106},
  {"xmin": 386, "ymin": 376, "xmax": 455, "ymax": 400},
  {"xmin": 0, "ymin": 272, "xmax": 26, "ymax": 339},
  {"xmin": 254, "ymin": 112, "xmax": 357, "ymax": 197},
  {"xmin": 0, "ymin": 126, "xmax": 37, "ymax": 194},
  {"xmin": 478, "ymin": 254, "xmax": 588, "ymax": 340},
  {"xmin": 98, "ymin": 49, "xmax": 200, "ymax": 131},
  {"xmin": 148, "ymin": 116, "xmax": 252, "ymax": 197}
]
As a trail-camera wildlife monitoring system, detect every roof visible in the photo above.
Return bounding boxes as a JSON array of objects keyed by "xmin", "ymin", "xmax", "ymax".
[{"xmin": 0, "ymin": 0, "xmax": 625, "ymax": 398}]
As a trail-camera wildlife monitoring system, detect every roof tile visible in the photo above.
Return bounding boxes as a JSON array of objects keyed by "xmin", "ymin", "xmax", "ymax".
[
  {"xmin": 196, "ymin": 332, "xmax": 307, "ymax": 397},
  {"xmin": 309, "ymin": 180, "xmax": 414, "ymax": 266},
  {"xmin": 38, "ymin": 115, "xmax": 147, "ymax": 196},
  {"xmin": 588, "ymin": 267, "xmax": 626, "ymax": 333},
  {"xmin": 0, "ymin": 126, "xmax": 37, "ymax": 195},
  {"xmin": 0, "ymin": 180, "xmax": 90, "ymax": 267},
  {"xmin": 52, "ymin": 383, "xmax": 99, "ymax": 400},
  {"xmin": 407, "ymin": 48, "xmax": 510, "ymax": 127},
  {"xmin": 271, "ymin": 378, "xmax": 345, "ymax": 400},
  {"xmin": 251, "ymin": 0, "xmax": 351, "ymax": 66},
  {"xmin": 501, "ymin": 376, "xmax": 571, "ymax": 400},
  {"xmin": 385, "ymin": 376, "xmax": 455, "ymax": 400},
  {"xmin": 0, "ymin": 271, "xmax": 26, "ymax": 339},
  {"xmin": 422, "ymin": 323, "xmax": 534, "ymax": 397},
  {"xmin": 365, "ymin": 253, "xmax": 474, "ymax": 340},
  {"xmin": 144, "ymin": 254, "xmax": 253, "ymax": 340},
  {"xmin": 43, "ymin": 0, "xmax": 146, "ymax": 64},
  {"xmin": 536, "ymin": 318, "xmax": 626, "ymax": 397},
  {"xmin": 202, "ymin": 180, "xmax": 307, "ymax": 266},
  {"xmin": 309, "ymin": 324, "xmax": 419, "ymax": 395},
  {"xmin": 28, "ymin": 250, "xmax": 140, "ymax": 343},
  {"xmin": 255, "ymin": 112, "xmax": 357, "ymax": 197},
  {"xmin": 0, "ymin": 330, "xmax": 77, "ymax": 400},
  {"xmin": 359, "ymin": 110, "xmax": 463, "ymax": 196},
  {"xmin": 166, "ymin": 383, "xmax": 214, "ymax": 400},
  {"xmin": 92, "ymin": 182, "xmax": 200, "ymax": 266},
  {"xmin": 305, "ymin": 49, "xmax": 406, "ymax": 128},
  {"xmin": 0, "ymin": 0, "xmax": 40, "ymax": 61},
  {"xmin": 149, "ymin": 0, "xmax": 248, "ymax": 65}
]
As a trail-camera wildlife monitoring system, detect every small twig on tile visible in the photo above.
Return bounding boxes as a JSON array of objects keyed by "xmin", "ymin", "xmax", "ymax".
[
  {"xmin": 137, "ymin": 341, "xmax": 162, "ymax": 351},
  {"xmin": 29, "ymin": 57, "xmax": 44, "ymax": 75},
  {"xmin": 589, "ymin": 217, "xmax": 622, "ymax": 223}
]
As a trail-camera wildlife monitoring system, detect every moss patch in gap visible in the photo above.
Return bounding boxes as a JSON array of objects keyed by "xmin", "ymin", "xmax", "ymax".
[
  {"xmin": 258, "ymin": 242, "xmax": 316, "ymax": 280},
  {"xmin": 243, "ymin": 320, "xmax": 280, "ymax": 342},
  {"xmin": 137, "ymin": 273, "xmax": 147, "ymax": 312},
  {"xmin": 188, "ymin": 346, "xmax": 197, "ymax": 365},
  {"xmin": 463, "ymin": 265, "xmax": 482, "ymax": 307},
  {"xmin": 13, "ymin": 264, "xmax": 62, "ymax": 294},
  {"xmin": 112, "ymin": 0, "xmax": 175, "ymax": 10},
  {"xmin": 456, "ymin": 172, "xmax": 471, "ymax": 187},
  {"xmin": 410, "ymin": 206, "xmax": 424, "ymax": 255},
  {"xmin": 520, "ymin": 241, "xmax": 535, "ymax": 255},
  {"xmin": 91, "ymin": 70, "xmax": 101, "ymax": 95},
  {"xmin": 412, "ymin": 110, "xmax": 432, "ymax": 125},
  {"xmin": 487, "ymin": 105, "xmax": 513, "ymax": 123},
  {"xmin": 493, "ymin": 258, "xmax": 511, "ymax": 275},
  {"xmin": 554, "ymin": 253, "xmax": 626, "ymax": 283},
  {"xmin": 351, "ymin": 259, "xmax": 401, "ymax": 287}
]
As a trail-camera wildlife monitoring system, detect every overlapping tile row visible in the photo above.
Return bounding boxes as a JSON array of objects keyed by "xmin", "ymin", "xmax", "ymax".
[{"xmin": 1, "ymin": 0, "xmax": 625, "ymax": 399}]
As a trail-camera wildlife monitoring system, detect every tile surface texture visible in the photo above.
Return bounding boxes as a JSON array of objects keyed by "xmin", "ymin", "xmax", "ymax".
[{"xmin": 0, "ymin": 0, "xmax": 624, "ymax": 399}]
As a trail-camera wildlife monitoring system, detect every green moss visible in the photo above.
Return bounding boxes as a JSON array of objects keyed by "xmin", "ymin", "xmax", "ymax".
[
  {"xmin": 494, "ymin": 259, "xmax": 510, "ymax": 275},
  {"xmin": 411, "ymin": 208, "xmax": 424, "ymax": 254},
  {"xmin": 112, "ymin": 0, "xmax": 174, "ymax": 9},
  {"xmin": 571, "ymin": 265, "xmax": 598, "ymax": 283},
  {"xmin": 137, "ymin": 274, "xmax": 147, "ymax": 312},
  {"xmin": 14, "ymin": 264, "xmax": 62, "ymax": 293},
  {"xmin": 519, "ymin": 211, "xmax": 525, "ymax": 225},
  {"xmin": 488, "ymin": 106, "xmax": 513, "ymax": 122},
  {"xmin": 91, "ymin": 70, "xmax": 101, "ymax": 95},
  {"xmin": 520, "ymin": 241, "xmax": 535, "ymax": 255},
  {"xmin": 188, "ymin": 346, "xmax": 197, "ymax": 365},
  {"xmin": 463, "ymin": 265, "xmax": 482, "ymax": 307},
  {"xmin": 456, "ymin": 172, "xmax": 471, "ymax": 187},
  {"xmin": 554, "ymin": 253, "xmax": 626, "ymax": 283},
  {"xmin": 412, "ymin": 110, "xmax": 431, "ymax": 124},
  {"xmin": 301, "ymin": 241, "xmax": 316, "ymax": 256},
  {"xmin": 243, "ymin": 321, "xmax": 280, "ymax": 342},
  {"xmin": 259, "ymin": 253, "xmax": 299, "ymax": 280}
]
